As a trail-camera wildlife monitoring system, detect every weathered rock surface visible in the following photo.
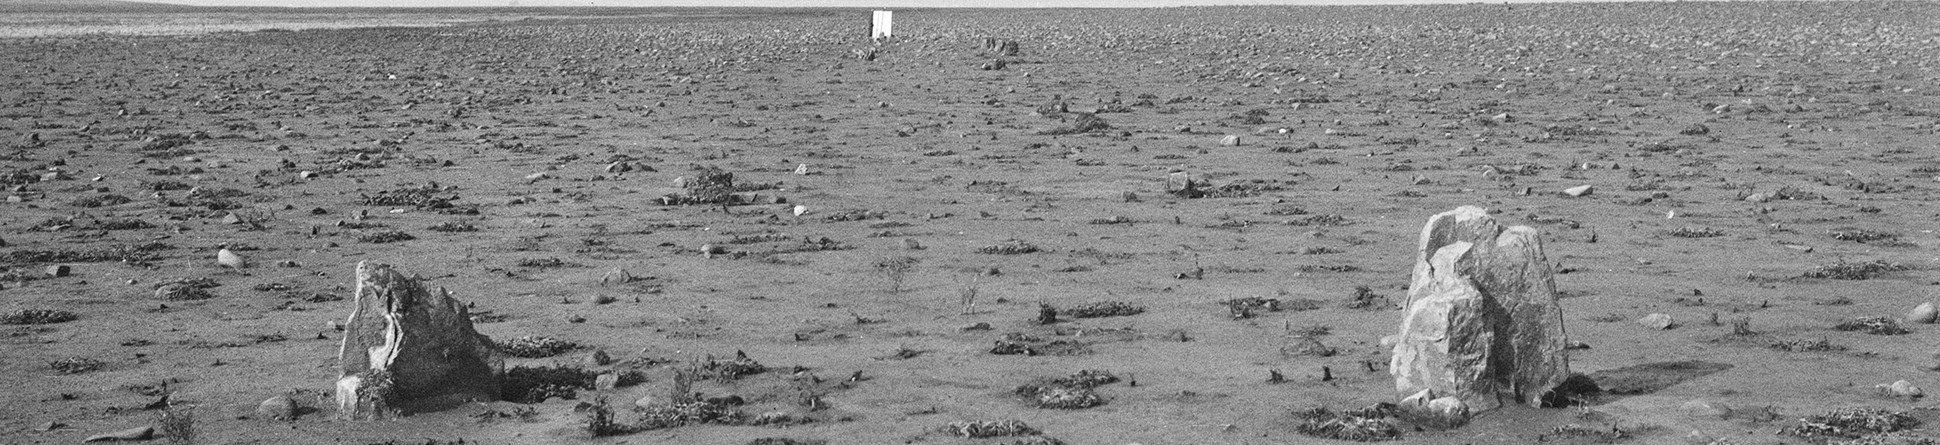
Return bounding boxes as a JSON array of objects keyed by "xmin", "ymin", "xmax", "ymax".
[
  {"xmin": 1909, "ymin": 302, "xmax": 1937, "ymax": 324},
  {"xmin": 82, "ymin": 426, "xmax": 153, "ymax": 442},
  {"xmin": 257, "ymin": 395, "xmax": 298, "ymax": 421},
  {"xmin": 1391, "ymin": 206, "xmax": 1569, "ymax": 411},
  {"xmin": 336, "ymin": 261, "xmax": 500, "ymax": 419}
]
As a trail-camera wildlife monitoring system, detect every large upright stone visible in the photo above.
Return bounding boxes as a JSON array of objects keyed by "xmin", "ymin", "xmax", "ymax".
[
  {"xmin": 1390, "ymin": 206, "xmax": 1569, "ymax": 411},
  {"xmin": 336, "ymin": 261, "xmax": 500, "ymax": 419}
]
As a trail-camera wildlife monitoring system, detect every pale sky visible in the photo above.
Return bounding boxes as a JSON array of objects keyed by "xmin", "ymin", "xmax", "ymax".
[{"xmin": 151, "ymin": 0, "xmax": 1597, "ymax": 7}]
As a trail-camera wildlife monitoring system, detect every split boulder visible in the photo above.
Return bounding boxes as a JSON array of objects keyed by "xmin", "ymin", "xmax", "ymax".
[
  {"xmin": 336, "ymin": 261, "xmax": 500, "ymax": 419},
  {"xmin": 1390, "ymin": 206, "xmax": 1570, "ymax": 412}
]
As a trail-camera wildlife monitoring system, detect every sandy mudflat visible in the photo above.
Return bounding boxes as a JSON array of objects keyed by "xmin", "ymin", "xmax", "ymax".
[{"xmin": 2, "ymin": 2, "xmax": 1938, "ymax": 444}]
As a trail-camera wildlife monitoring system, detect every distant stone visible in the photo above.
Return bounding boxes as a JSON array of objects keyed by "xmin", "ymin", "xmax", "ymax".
[
  {"xmin": 1909, "ymin": 302, "xmax": 1937, "ymax": 324},
  {"xmin": 523, "ymin": 172, "xmax": 548, "ymax": 182},
  {"xmin": 599, "ymin": 268, "xmax": 632, "ymax": 286},
  {"xmin": 588, "ymin": 349, "xmax": 613, "ymax": 366},
  {"xmin": 794, "ymin": 163, "xmax": 809, "ymax": 175},
  {"xmin": 903, "ymin": 238, "xmax": 923, "ymax": 250},
  {"xmin": 298, "ymin": 171, "xmax": 317, "ymax": 179},
  {"xmin": 672, "ymin": 176, "xmax": 693, "ymax": 188},
  {"xmin": 1563, "ymin": 185, "xmax": 1594, "ymax": 197},
  {"xmin": 1880, "ymin": 380, "xmax": 1924, "ymax": 399},
  {"xmin": 44, "ymin": 264, "xmax": 69, "ymax": 278},
  {"xmin": 1391, "ymin": 206, "xmax": 1569, "ymax": 412},
  {"xmin": 700, "ymin": 243, "xmax": 724, "ymax": 259},
  {"xmin": 1426, "ymin": 396, "xmax": 1469, "ymax": 420},
  {"xmin": 1680, "ymin": 399, "xmax": 1731, "ymax": 419},
  {"xmin": 336, "ymin": 261, "xmax": 500, "ymax": 420},
  {"xmin": 792, "ymin": 205, "xmax": 809, "ymax": 217},
  {"xmin": 1638, "ymin": 313, "xmax": 1674, "ymax": 330},
  {"xmin": 82, "ymin": 426, "xmax": 153, "ymax": 442},
  {"xmin": 1220, "ymin": 135, "xmax": 1241, "ymax": 146},
  {"xmin": 217, "ymin": 249, "xmax": 246, "ymax": 269},
  {"xmin": 257, "ymin": 395, "xmax": 298, "ymax": 421},
  {"xmin": 1165, "ymin": 171, "xmax": 1192, "ymax": 193},
  {"xmin": 604, "ymin": 161, "xmax": 630, "ymax": 173},
  {"xmin": 594, "ymin": 373, "xmax": 619, "ymax": 391},
  {"xmin": 1744, "ymin": 192, "xmax": 1771, "ymax": 203},
  {"xmin": 222, "ymin": 212, "xmax": 244, "ymax": 224}
]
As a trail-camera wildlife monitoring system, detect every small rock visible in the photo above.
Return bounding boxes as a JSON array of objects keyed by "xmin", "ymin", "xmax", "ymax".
[
  {"xmin": 599, "ymin": 268, "xmax": 632, "ymax": 286},
  {"xmin": 588, "ymin": 349, "xmax": 613, "ymax": 366},
  {"xmin": 1425, "ymin": 396, "xmax": 1469, "ymax": 419},
  {"xmin": 1680, "ymin": 399, "xmax": 1731, "ymax": 419},
  {"xmin": 794, "ymin": 163, "xmax": 809, "ymax": 175},
  {"xmin": 1880, "ymin": 380, "xmax": 1924, "ymax": 398},
  {"xmin": 222, "ymin": 213, "xmax": 244, "ymax": 225},
  {"xmin": 700, "ymin": 243, "xmax": 724, "ymax": 258},
  {"xmin": 217, "ymin": 249, "xmax": 246, "ymax": 268},
  {"xmin": 604, "ymin": 161, "xmax": 630, "ymax": 173},
  {"xmin": 1219, "ymin": 135, "xmax": 1241, "ymax": 146},
  {"xmin": 1744, "ymin": 192, "xmax": 1771, "ymax": 203},
  {"xmin": 524, "ymin": 172, "xmax": 549, "ymax": 182},
  {"xmin": 792, "ymin": 205, "xmax": 809, "ymax": 217},
  {"xmin": 36, "ymin": 421, "xmax": 65, "ymax": 431},
  {"xmin": 297, "ymin": 171, "xmax": 317, "ymax": 179},
  {"xmin": 1563, "ymin": 185, "xmax": 1594, "ymax": 197},
  {"xmin": 671, "ymin": 176, "xmax": 693, "ymax": 188},
  {"xmin": 45, "ymin": 264, "xmax": 70, "ymax": 278},
  {"xmin": 1909, "ymin": 302, "xmax": 1937, "ymax": 324},
  {"xmin": 1638, "ymin": 313, "xmax": 1675, "ymax": 330},
  {"xmin": 257, "ymin": 395, "xmax": 298, "ymax": 421},
  {"xmin": 83, "ymin": 426, "xmax": 154, "ymax": 442},
  {"xmin": 902, "ymin": 238, "xmax": 923, "ymax": 250},
  {"xmin": 594, "ymin": 373, "xmax": 619, "ymax": 391}
]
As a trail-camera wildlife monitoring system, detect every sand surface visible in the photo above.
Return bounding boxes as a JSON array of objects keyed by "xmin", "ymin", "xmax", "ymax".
[{"xmin": 2, "ymin": 3, "xmax": 1939, "ymax": 444}]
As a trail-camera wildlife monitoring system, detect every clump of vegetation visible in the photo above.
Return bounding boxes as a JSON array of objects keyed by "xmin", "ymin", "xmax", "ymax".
[
  {"xmin": 1345, "ymin": 286, "xmax": 1389, "ymax": 309},
  {"xmin": 1292, "ymin": 406, "xmax": 1402, "ymax": 442},
  {"xmin": 1828, "ymin": 229, "xmax": 1899, "ymax": 244},
  {"xmin": 1015, "ymin": 370, "xmax": 1118, "ymax": 409},
  {"xmin": 990, "ymin": 333, "xmax": 1090, "ymax": 356},
  {"xmin": 977, "ymin": 240, "xmax": 1040, "ymax": 255},
  {"xmin": 360, "ymin": 183, "xmax": 459, "ymax": 209},
  {"xmin": 357, "ymin": 230, "xmax": 416, "ymax": 244},
  {"xmin": 635, "ymin": 397, "xmax": 743, "ymax": 431},
  {"xmin": 497, "ymin": 336, "xmax": 580, "ymax": 358},
  {"xmin": 1059, "ymin": 301, "xmax": 1144, "ymax": 318},
  {"xmin": 1770, "ymin": 337, "xmax": 1847, "ymax": 352},
  {"xmin": 1222, "ymin": 297, "xmax": 1282, "ymax": 319},
  {"xmin": 1038, "ymin": 112, "xmax": 1110, "ymax": 135},
  {"xmin": 873, "ymin": 256, "xmax": 919, "ymax": 294},
  {"xmin": 427, "ymin": 221, "xmax": 477, "ymax": 232},
  {"xmin": 1803, "ymin": 260, "xmax": 1909, "ymax": 280},
  {"xmin": 514, "ymin": 257, "xmax": 569, "ymax": 268},
  {"xmin": 158, "ymin": 407, "xmax": 195, "ymax": 445},
  {"xmin": 95, "ymin": 219, "xmax": 154, "ymax": 230},
  {"xmin": 1, "ymin": 242, "xmax": 171, "ymax": 265},
  {"xmin": 748, "ymin": 438, "xmax": 828, "ymax": 445},
  {"xmin": 584, "ymin": 396, "xmax": 623, "ymax": 436},
  {"xmin": 1784, "ymin": 408, "xmax": 1919, "ymax": 442},
  {"xmin": 1834, "ymin": 317, "xmax": 1910, "ymax": 335},
  {"xmin": 154, "ymin": 278, "xmax": 220, "ymax": 301},
  {"xmin": 2, "ymin": 308, "xmax": 78, "ymax": 325},
  {"xmin": 69, "ymin": 194, "xmax": 133, "ymax": 208},
  {"xmin": 688, "ymin": 350, "xmax": 767, "ymax": 381},
  {"xmin": 502, "ymin": 365, "xmax": 599, "ymax": 403},
  {"xmin": 49, "ymin": 356, "xmax": 105, "ymax": 374},
  {"xmin": 941, "ymin": 420, "xmax": 1039, "ymax": 438},
  {"xmin": 1669, "ymin": 227, "xmax": 1725, "ymax": 238}
]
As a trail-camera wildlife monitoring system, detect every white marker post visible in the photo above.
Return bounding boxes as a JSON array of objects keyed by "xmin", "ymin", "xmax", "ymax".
[{"xmin": 872, "ymin": 10, "xmax": 893, "ymax": 40}]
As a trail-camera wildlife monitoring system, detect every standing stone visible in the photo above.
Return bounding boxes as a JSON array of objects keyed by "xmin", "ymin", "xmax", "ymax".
[
  {"xmin": 1220, "ymin": 135, "xmax": 1241, "ymax": 146},
  {"xmin": 1638, "ymin": 313, "xmax": 1674, "ymax": 330},
  {"xmin": 336, "ymin": 261, "xmax": 500, "ymax": 419},
  {"xmin": 1562, "ymin": 185, "xmax": 1594, "ymax": 197},
  {"xmin": 1391, "ymin": 206, "xmax": 1569, "ymax": 411},
  {"xmin": 44, "ymin": 264, "xmax": 69, "ymax": 278}
]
